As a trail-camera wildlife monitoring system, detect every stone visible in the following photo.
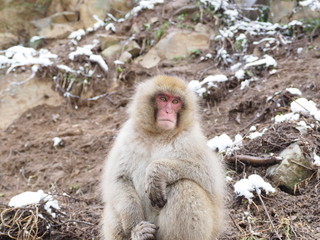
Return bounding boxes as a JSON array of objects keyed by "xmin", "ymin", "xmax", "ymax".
[
  {"xmin": 0, "ymin": 33, "xmax": 19, "ymax": 50},
  {"xmin": 51, "ymin": 11, "xmax": 79, "ymax": 23},
  {"xmin": 38, "ymin": 23, "xmax": 75, "ymax": 39},
  {"xmin": 268, "ymin": 0, "xmax": 320, "ymax": 24},
  {"xmin": 155, "ymin": 31, "xmax": 210, "ymax": 60},
  {"xmin": 79, "ymin": 0, "xmax": 111, "ymax": 29},
  {"xmin": 101, "ymin": 44, "xmax": 122, "ymax": 59},
  {"xmin": 135, "ymin": 47, "xmax": 161, "ymax": 69},
  {"xmin": 99, "ymin": 35, "xmax": 121, "ymax": 50},
  {"xmin": 194, "ymin": 23, "xmax": 213, "ymax": 34},
  {"xmin": 119, "ymin": 51, "xmax": 132, "ymax": 62},
  {"xmin": 124, "ymin": 40, "xmax": 141, "ymax": 57},
  {"xmin": 267, "ymin": 143, "xmax": 314, "ymax": 194}
]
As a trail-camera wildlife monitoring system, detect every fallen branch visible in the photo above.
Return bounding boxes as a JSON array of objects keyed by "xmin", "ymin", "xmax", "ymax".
[{"xmin": 226, "ymin": 155, "xmax": 282, "ymax": 166}]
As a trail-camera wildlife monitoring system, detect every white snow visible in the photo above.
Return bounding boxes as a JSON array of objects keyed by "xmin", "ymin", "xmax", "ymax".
[
  {"xmin": 68, "ymin": 46, "xmax": 108, "ymax": 72},
  {"xmin": 1, "ymin": 46, "xmax": 57, "ymax": 74},
  {"xmin": 69, "ymin": 46, "xmax": 93, "ymax": 60},
  {"xmin": 207, "ymin": 133, "xmax": 243, "ymax": 153},
  {"xmin": 313, "ymin": 152, "xmax": 320, "ymax": 167},
  {"xmin": 274, "ymin": 112, "xmax": 300, "ymax": 123},
  {"xmin": 129, "ymin": 0, "xmax": 165, "ymax": 16},
  {"xmin": 93, "ymin": 15, "xmax": 105, "ymax": 30},
  {"xmin": 297, "ymin": 48, "xmax": 303, "ymax": 54},
  {"xmin": 296, "ymin": 120, "xmax": 312, "ymax": 134},
  {"xmin": 200, "ymin": 0, "xmax": 229, "ymax": 10},
  {"xmin": 247, "ymin": 127, "xmax": 268, "ymax": 139},
  {"xmin": 235, "ymin": 69, "xmax": 245, "ymax": 80},
  {"xmin": 52, "ymin": 137, "xmax": 62, "ymax": 147},
  {"xmin": 234, "ymin": 174, "xmax": 276, "ymax": 201},
  {"xmin": 68, "ymin": 29, "xmax": 86, "ymax": 41},
  {"xmin": 105, "ymin": 23, "xmax": 116, "ymax": 32},
  {"xmin": 291, "ymin": 98, "xmax": 320, "ymax": 121},
  {"xmin": 244, "ymin": 55, "xmax": 277, "ymax": 69},
  {"xmin": 240, "ymin": 79, "xmax": 251, "ymax": 90},
  {"xmin": 30, "ymin": 36, "xmax": 44, "ymax": 42},
  {"xmin": 114, "ymin": 60, "xmax": 124, "ymax": 65},
  {"xmin": 188, "ymin": 74, "xmax": 228, "ymax": 96},
  {"xmin": 202, "ymin": 74, "xmax": 228, "ymax": 84},
  {"xmin": 89, "ymin": 54, "xmax": 109, "ymax": 72},
  {"xmin": 57, "ymin": 64, "xmax": 75, "ymax": 73},
  {"xmin": 286, "ymin": 88, "xmax": 302, "ymax": 95},
  {"xmin": 300, "ymin": 0, "xmax": 320, "ymax": 11},
  {"xmin": 9, "ymin": 190, "xmax": 60, "ymax": 218}
]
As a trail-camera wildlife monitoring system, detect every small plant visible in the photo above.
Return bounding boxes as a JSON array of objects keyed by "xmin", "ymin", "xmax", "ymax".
[
  {"xmin": 177, "ymin": 13, "xmax": 188, "ymax": 21},
  {"xmin": 154, "ymin": 21, "xmax": 170, "ymax": 41},
  {"xmin": 143, "ymin": 23, "xmax": 151, "ymax": 31},
  {"xmin": 172, "ymin": 56, "xmax": 185, "ymax": 61},
  {"xmin": 189, "ymin": 49, "xmax": 202, "ymax": 58}
]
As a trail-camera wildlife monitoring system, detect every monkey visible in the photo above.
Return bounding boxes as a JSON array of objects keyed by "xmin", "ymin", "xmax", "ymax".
[{"xmin": 101, "ymin": 75, "xmax": 225, "ymax": 240}]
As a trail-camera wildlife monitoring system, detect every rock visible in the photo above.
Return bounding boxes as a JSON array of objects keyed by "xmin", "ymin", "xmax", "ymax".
[
  {"xmin": 51, "ymin": 11, "xmax": 79, "ymax": 23},
  {"xmin": 79, "ymin": 0, "xmax": 111, "ymax": 29},
  {"xmin": 267, "ymin": 143, "xmax": 314, "ymax": 194},
  {"xmin": 119, "ymin": 51, "xmax": 132, "ymax": 62},
  {"xmin": 130, "ymin": 22, "xmax": 140, "ymax": 34},
  {"xmin": 31, "ymin": 17, "xmax": 52, "ymax": 32},
  {"xmin": 123, "ymin": 40, "xmax": 141, "ymax": 57},
  {"xmin": 0, "ymin": 33, "xmax": 19, "ymax": 50},
  {"xmin": 135, "ymin": 48, "xmax": 161, "ymax": 69},
  {"xmin": 155, "ymin": 31, "xmax": 210, "ymax": 60},
  {"xmin": 47, "ymin": 0, "xmax": 80, "ymax": 14},
  {"xmin": 268, "ymin": 0, "xmax": 320, "ymax": 24},
  {"xmin": 194, "ymin": 23, "xmax": 213, "ymax": 34},
  {"xmin": 136, "ymin": 30, "xmax": 210, "ymax": 68},
  {"xmin": 99, "ymin": 35, "xmax": 121, "ymax": 50},
  {"xmin": 110, "ymin": 0, "xmax": 134, "ymax": 18},
  {"xmin": 38, "ymin": 23, "xmax": 75, "ymax": 39},
  {"xmin": 101, "ymin": 44, "xmax": 122, "ymax": 59}
]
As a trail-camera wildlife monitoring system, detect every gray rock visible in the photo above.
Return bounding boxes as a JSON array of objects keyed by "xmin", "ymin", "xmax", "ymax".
[
  {"xmin": 101, "ymin": 44, "xmax": 123, "ymax": 59},
  {"xmin": 267, "ymin": 143, "xmax": 314, "ymax": 194},
  {"xmin": 155, "ymin": 31, "xmax": 210, "ymax": 60},
  {"xmin": 269, "ymin": 0, "xmax": 320, "ymax": 24}
]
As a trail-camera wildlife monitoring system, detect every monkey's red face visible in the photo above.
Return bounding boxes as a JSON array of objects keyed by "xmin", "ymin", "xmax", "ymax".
[{"xmin": 155, "ymin": 93, "xmax": 182, "ymax": 130}]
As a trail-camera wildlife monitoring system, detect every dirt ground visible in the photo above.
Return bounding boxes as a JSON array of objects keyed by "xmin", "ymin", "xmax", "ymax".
[{"xmin": 1, "ymin": 2, "xmax": 320, "ymax": 240}]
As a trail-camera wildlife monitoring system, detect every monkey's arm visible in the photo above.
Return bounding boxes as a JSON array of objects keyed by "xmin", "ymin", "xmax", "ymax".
[{"xmin": 145, "ymin": 159, "xmax": 213, "ymax": 208}]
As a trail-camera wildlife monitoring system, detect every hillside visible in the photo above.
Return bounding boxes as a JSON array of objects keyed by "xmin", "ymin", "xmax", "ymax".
[{"xmin": 0, "ymin": 0, "xmax": 320, "ymax": 239}]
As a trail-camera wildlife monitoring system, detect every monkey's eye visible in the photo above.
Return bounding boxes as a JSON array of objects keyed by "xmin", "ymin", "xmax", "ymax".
[
  {"xmin": 172, "ymin": 98, "xmax": 180, "ymax": 104},
  {"xmin": 159, "ymin": 96, "xmax": 167, "ymax": 102}
]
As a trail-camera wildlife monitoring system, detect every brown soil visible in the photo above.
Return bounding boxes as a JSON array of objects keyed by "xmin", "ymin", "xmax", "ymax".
[{"xmin": 1, "ymin": 2, "xmax": 320, "ymax": 240}]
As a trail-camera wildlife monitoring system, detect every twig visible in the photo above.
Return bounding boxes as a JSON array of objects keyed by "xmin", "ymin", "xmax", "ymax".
[
  {"xmin": 226, "ymin": 154, "xmax": 282, "ymax": 166},
  {"xmin": 229, "ymin": 213, "xmax": 244, "ymax": 233},
  {"xmin": 290, "ymin": 160, "xmax": 314, "ymax": 171},
  {"xmin": 257, "ymin": 193, "xmax": 282, "ymax": 240}
]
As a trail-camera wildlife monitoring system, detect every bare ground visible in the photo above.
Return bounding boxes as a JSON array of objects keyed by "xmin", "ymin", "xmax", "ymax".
[{"xmin": 1, "ymin": 3, "xmax": 320, "ymax": 240}]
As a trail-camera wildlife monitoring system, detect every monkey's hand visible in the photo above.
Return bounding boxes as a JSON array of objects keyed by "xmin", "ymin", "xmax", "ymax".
[
  {"xmin": 131, "ymin": 221, "xmax": 158, "ymax": 240},
  {"xmin": 145, "ymin": 167, "xmax": 167, "ymax": 208}
]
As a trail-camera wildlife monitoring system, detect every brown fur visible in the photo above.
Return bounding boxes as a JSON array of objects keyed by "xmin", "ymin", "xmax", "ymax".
[{"xmin": 101, "ymin": 76, "xmax": 225, "ymax": 240}]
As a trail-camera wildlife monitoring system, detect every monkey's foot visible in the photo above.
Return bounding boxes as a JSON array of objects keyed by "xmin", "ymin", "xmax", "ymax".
[{"xmin": 131, "ymin": 221, "xmax": 158, "ymax": 240}]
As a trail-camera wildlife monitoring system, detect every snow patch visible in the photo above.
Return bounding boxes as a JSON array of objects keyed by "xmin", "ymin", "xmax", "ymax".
[
  {"xmin": 207, "ymin": 133, "xmax": 242, "ymax": 153},
  {"xmin": 286, "ymin": 88, "xmax": 302, "ymax": 96},
  {"xmin": 9, "ymin": 190, "xmax": 60, "ymax": 218},
  {"xmin": 291, "ymin": 98, "xmax": 320, "ymax": 121},
  {"xmin": 274, "ymin": 112, "xmax": 300, "ymax": 123},
  {"xmin": 234, "ymin": 174, "xmax": 276, "ymax": 201}
]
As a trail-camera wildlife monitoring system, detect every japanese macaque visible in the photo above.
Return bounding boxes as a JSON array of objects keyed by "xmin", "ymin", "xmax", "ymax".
[{"xmin": 101, "ymin": 75, "xmax": 225, "ymax": 240}]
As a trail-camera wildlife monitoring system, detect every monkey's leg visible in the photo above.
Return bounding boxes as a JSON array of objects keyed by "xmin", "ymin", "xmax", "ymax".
[
  {"xmin": 157, "ymin": 180, "xmax": 222, "ymax": 240},
  {"xmin": 102, "ymin": 180, "xmax": 153, "ymax": 240},
  {"xmin": 102, "ymin": 205, "xmax": 126, "ymax": 240}
]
